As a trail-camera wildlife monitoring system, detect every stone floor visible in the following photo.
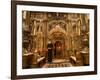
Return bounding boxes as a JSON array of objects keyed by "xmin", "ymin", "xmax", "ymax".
[{"xmin": 43, "ymin": 59, "xmax": 73, "ymax": 68}]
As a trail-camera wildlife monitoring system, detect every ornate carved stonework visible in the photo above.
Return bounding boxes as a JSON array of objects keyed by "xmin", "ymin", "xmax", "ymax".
[{"xmin": 22, "ymin": 11, "xmax": 89, "ymax": 67}]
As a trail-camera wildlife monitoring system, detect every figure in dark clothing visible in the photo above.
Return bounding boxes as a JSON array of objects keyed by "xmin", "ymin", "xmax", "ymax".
[{"xmin": 47, "ymin": 41, "xmax": 53, "ymax": 63}]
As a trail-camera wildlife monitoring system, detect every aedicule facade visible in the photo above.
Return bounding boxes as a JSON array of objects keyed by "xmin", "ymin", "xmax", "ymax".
[{"xmin": 22, "ymin": 11, "xmax": 89, "ymax": 68}]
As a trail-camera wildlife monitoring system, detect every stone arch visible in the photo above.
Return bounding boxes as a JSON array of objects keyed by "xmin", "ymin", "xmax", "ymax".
[
  {"xmin": 48, "ymin": 25, "xmax": 67, "ymax": 38},
  {"xmin": 48, "ymin": 20, "xmax": 67, "ymax": 31},
  {"xmin": 48, "ymin": 25, "xmax": 68, "ymax": 58}
]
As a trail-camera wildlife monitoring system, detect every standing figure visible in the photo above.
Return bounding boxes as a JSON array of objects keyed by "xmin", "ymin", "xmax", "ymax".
[{"xmin": 47, "ymin": 41, "xmax": 53, "ymax": 63}]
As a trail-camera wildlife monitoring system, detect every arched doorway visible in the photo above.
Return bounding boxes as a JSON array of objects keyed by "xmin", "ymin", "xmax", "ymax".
[
  {"xmin": 54, "ymin": 41, "xmax": 63, "ymax": 59},
  {"xmin": 48, "ymin": 24, "xmax": 67, "ymax": 59}
]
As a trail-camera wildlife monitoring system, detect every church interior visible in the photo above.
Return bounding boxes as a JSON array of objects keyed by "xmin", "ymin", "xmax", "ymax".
[{"xmin": 22, "ymin": 11, "xmax": 89, "ymax": 69}]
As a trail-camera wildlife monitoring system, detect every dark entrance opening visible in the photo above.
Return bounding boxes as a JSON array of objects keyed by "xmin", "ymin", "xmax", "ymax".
[{"xmin": 54, "ymin": 41, "xmax": 62, "ymax": 59}]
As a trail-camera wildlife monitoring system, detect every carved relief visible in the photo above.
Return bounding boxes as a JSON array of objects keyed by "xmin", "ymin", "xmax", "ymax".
[{"xmin": 22, "ymin": 11, "xmax": 89, "ymax": 68}]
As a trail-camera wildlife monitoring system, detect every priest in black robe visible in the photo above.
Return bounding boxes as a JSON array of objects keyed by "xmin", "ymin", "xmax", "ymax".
[{"xmin": 47, "ymin": 41, "xmax": 53, "ymax": 63}]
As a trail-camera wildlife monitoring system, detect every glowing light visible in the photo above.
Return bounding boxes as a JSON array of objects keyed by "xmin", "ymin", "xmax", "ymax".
[
  {"xmin": 34, "ymin": 49, "xmax": 37, "ymax": 53},
  {"xmin": 56, "ymin": 25, "xmax": 60, "ymax": 28}
]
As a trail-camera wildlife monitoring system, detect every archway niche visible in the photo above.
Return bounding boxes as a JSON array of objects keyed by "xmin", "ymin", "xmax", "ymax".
[{"xmin": 48, "ymin": 25, "xmax": 69, "ymax": 60}]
